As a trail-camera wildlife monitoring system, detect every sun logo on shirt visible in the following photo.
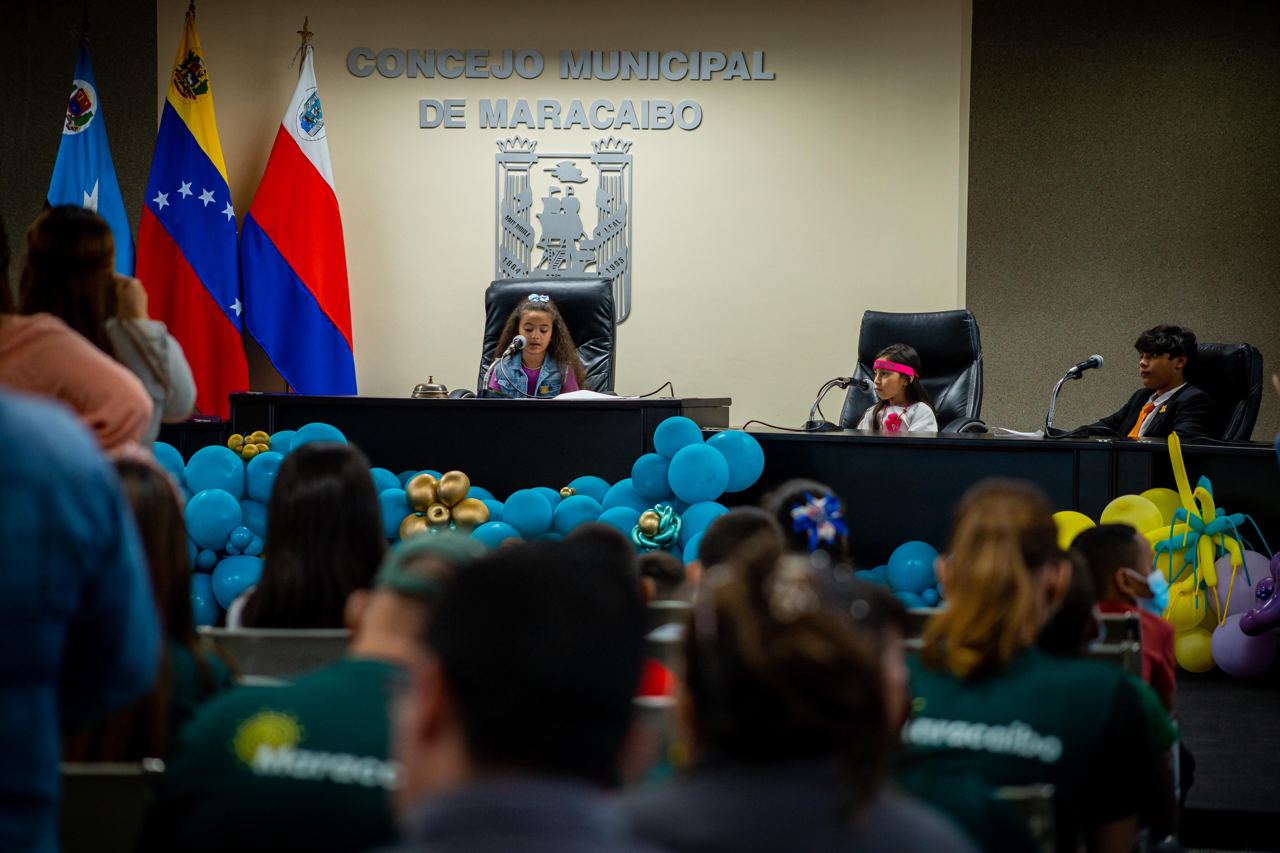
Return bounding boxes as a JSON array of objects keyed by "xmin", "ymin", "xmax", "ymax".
[{"xmin": 232, "ymin": 710, "xmax": 304, "ymax": 766}]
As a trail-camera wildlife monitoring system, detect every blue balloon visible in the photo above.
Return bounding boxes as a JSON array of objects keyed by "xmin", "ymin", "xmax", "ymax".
[
  {"xmin": 195, "ymin": 549, "xmax": 218, "ymax": 571},
  {"xmin": 244, "ymin": 536, "xmax": 265, "ymax": 557},
  {"xmin": 679, "ymin": 501, "xmax": 729, "ymax": 548},
  {"xmin": 212, "ymin": 555, "xmax": 264, "ymax": 609},
  {"xmin": 186, "ymin": 536, "xmax": 198, "ymax": 567},
  {"xmin": 707, "ymin": 430, "xmax": 765, "ymax": 493},
  {"xmin": 225, "ymin": 542, "xmax": 242, "ymax": 556},
  {"xmin": 378, "ymin": 488, "xmax": 411, "ymax": 539},
  {"xmin": 887, "ymin": 541, "xmax": 940, "ymax": 594},
  {"xmin": 184, "ymin": 446, "xmax": 245, "ymax": 499},
  {"xmin": 602, "ymin": 479, "xmax": 652, "ymax": 513},
  {"xmin": 472, "ymin": 521, "xmax": 522, "ymax": 549},
  {"xmin": 895, "ymin": 590, "xmax": 927, "ymax": 608},
  {"xmin": 240, "ymin": 499, "xmax": 268, "ymax": 539},
  {"xmin": 397, "ymin": 469, "xmax": 417, "ymax": 487},
  {"xmin": 504, "ymin": 489, "xmax": 553, "ymax": 537},
  {"xmin": 597, "ymin": 506, "xmax": 641, "ymax": 536},
  {"xmin": 854, "ymin": 569, "xmax": 887, "ymax": 586},
  {"xmin": 467, "ymin": 486, "xmax": 495, "ymax": 502},
  {"xmin": 667, "ymin": 444, "xmax": 730, "ymax": 504},
  {"xmin": 190, "ymin": 574, "xmax": 220, "ymax": 627},
  {"xmin": 631, "ymin": 453, "xmax": 672, "ymax": 501},
  {"xmin": 539, "ymin": 532, "xmax": 565, "ymax": 542},
  {"xmin": 567, "ymin": 475, "xmax": 611, "ymax": 503},
  {"xmin": 370, "ymin": 467, "xmax": 401, "ymax": 494},
  {"xmin": 481, "ymin": 499, "xmax": 504, "ymax": 522},
  {"xmin": 228, "ymin": 525, "xmax": 253, "ymax": 550},
  {"xmin": 552, "ymin": 495, "xmax": 604, "ymax": 535},
  {"xmin": 153, "ymin": 441, "xmax": 185, "ymax": 483},
  {"xmin": 245, "ymin": 451, "xmax": 284, "ymax": 503},
  {"xmin": 270, "ymin": 430, "xmax": 297, "ymax": 455},
  {"xmin": 683, "ymin": 531, "xmax": 705, "ymax": 565},
  {"xmin": 532, "ymin": 486, "xmax": 562, "ymax": 510},
  {"xmin": 654, "ymin": 416, "xmax": 704, "ymax": 459},
  {"xmin": 185, "ymin": 488, "xmax": 243, "ymax": 550},
  {"xmin": 922, "ymin": 587, "xmax": 941, "ymax": 606},
  {"xmin": 291, "ymin": 422, "xmax": 347, "ymax": 449},
  {"xmin": 869, "ymin": 564, "xmax": 889, "ymax": 583}
]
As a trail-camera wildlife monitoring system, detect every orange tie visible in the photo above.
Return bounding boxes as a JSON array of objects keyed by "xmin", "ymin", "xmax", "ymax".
[{"xmin": 1127, "ymin": 402, "xmax": 1156, "ymax": 438}]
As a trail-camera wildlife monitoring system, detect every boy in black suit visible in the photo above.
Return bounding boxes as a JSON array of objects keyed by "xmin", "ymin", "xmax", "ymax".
[{"xmin": 1088, "ymin": 325, "xmax": 1213, "ymax": 439}]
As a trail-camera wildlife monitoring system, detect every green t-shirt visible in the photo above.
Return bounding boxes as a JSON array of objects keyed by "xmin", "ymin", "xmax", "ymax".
[
  {"xmin": 168, "ymin": 640, "xmax": 233, "ymax": 738},
  {"xmin": 897, "ymin": 648, "xmax": 1150, "ymax": 853},
  {"xmin": 144, "ymin": 657, "xmax": 403, "ymax": 852}
]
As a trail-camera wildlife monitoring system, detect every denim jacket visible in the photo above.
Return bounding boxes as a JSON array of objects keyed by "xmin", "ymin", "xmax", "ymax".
[{"xmin": 489, "ymin": 352, "xmax": 565, "ymax": 398}]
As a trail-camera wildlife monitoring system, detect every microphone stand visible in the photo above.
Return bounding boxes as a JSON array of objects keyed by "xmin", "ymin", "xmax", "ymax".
[
  {"xmin": 1044, "ymin": 370, "xmax": 1082, "ymax": 436},
  {"xmin": 803, "ymin": 377, "xmax": 861, "ymax": 432}
]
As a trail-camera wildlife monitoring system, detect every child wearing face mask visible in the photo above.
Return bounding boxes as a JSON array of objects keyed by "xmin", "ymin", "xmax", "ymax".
[
  {"xmin": 855, "ymin": 344, "xmax": 938, "ymax": 433},
  {"xmin": 1072, "ymin": 524, "xmax": 1177, "ymax": 711}
]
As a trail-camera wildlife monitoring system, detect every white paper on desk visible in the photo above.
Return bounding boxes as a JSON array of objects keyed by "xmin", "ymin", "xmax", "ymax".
[
  {"xmin": 993, "ymin": 427, "xmax": 1045, "ymax": 438},
  {"xmin": 554, "ymin": 390, "xmax": 638, "ymax": 401}
]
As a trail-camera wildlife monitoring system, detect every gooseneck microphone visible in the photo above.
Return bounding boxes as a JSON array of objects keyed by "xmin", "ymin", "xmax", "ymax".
[
  {"xmin": 1066, "ymin": 354, "xmax": 1105, "ymax": 377},
  {"xmin": 803, "ymin": 376, "xmax": 873, "ymax": 431},
  {"xmin": 499, "ymin": 334, "xmax": 527, "ymax": 361},
  {"xmin": 1046, "ymin": 353, "xmax": 1106, "ymax": 434}
]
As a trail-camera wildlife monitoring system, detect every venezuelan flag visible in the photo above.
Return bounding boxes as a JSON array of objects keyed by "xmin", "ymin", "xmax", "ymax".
[{"xmin": 137, "ymin": 8, "xmax": 247, "ymax": 420}]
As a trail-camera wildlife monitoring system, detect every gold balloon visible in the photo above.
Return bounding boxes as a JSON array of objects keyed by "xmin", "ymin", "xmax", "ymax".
[
  {"xmin": 426, "ymin": 503, "xmax": 452, "ymax": 526},
  {"xmin": 241, "ymin": 444, "xmax": 261, "ymax": 460},
  {"xmin": 254, "ymin": 442, "xmax": 270, "ymax": 454},
  {"xmin": 451, "ymin": 498, "xmax": 491, "ymax": 530},
  {"xmin": 559, "ymin": 486, "xmax": 576, "ymax": 499},
  {"xmin": 406, "ymin": 474, "xmax": 439, "ymax": 512},
  {"xmin": 438, "ymin": 471, "xmax": 471, "ymax": 507},
  {"xmin": 400, "ymin": 513, "xmax": 429, "ymax": 540},
  {"xmin": 638, "ymin": 510, "xmax": 661, "ymax": 536},
  {"xmin": 227, "ymin": 433, "xmax": 245, "ymax": 450},
  {"xmin": 249, "ymin": 430, "xmax": 270, "ymax": 444}
]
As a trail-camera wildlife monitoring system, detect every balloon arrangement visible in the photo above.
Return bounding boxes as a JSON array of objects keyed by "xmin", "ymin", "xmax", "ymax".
[
  {"xmin": 1052, "ymin": 433, "xmax": 1277, "ymax": 677},
  {"xmin": 853, "ymin": 541, "xmax": 945, "ymax": 607},
  {"xmin": 165, "ymin": 418, "xmax": 766, "ymax": 626}
]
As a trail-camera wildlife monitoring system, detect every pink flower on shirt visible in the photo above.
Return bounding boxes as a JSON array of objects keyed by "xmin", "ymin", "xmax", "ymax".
[{"xmin": 884, "ymin": 411, "xmax": 904, "ymax": 432}]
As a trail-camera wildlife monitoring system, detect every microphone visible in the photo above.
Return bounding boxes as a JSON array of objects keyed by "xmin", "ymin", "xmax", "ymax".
[
  {"xmin": 802, "ymin": 376, "xmax": 873, "ymax": 431},
  {"xmin": 498, "ymin": 334, "xmax": 527, "ymax": 360},
  {"xmin": 1066, "ymin": 354, "xmax": 1104, "ymax": 377}
]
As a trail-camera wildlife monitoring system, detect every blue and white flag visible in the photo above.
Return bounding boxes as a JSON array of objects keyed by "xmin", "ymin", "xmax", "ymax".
[{"xmin": 48, "ymin": 40, "xmax": 134, "ymax": 274}]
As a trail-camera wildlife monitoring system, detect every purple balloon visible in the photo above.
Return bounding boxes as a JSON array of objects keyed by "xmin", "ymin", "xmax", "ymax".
[
  {"xmin": 1240, "ymin": 552, "xmax": 1280, "ymax": 636},
  {"xmin": 1215, "ymin": 551, "xmax": 1271, "ymax": 618},
  {"xmin": 1212, "ymin": 614, "xmax": 1279, "ymax": 678}
]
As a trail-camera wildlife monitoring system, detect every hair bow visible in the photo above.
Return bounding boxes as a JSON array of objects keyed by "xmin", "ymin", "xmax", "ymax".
[
  {"xmin": 527, "ymin": 293, "xmax": 550, "ymax": 303},
  {"xmin": 789, "ymin": 493, "xmax": 848, "ymax": 552}
]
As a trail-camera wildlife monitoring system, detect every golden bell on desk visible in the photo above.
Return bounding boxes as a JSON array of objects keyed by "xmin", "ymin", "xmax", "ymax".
[{"xmin": 411, "ymin": 376, "xmax": 448, "ymax": 399}]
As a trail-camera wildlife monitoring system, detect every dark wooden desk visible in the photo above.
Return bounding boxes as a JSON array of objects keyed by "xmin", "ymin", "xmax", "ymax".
[
  {"xmin": 217, "ymin": 394, "xmax": 731, "ymax": 499},
  {"xmin": 724, "ymin": 429, "xmax": 1279, "ymax": 567}
]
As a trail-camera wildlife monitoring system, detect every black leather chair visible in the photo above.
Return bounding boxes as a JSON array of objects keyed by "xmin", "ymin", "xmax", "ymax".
[
  {"xmin": 1187, "ymin": 342, "xmax": 1263, "ymax": 441},
  {"xmin": 839, "ymin": 309, "xmax": 984, "ymax": 432},
  {"xmin": 474, "ymin": 277, "xmax": 617, "ymax": 394}
]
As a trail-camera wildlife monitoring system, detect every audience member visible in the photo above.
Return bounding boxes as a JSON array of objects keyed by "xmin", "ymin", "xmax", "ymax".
[
  {"xmin": 64, "ymin": 457, "xmax": 233, "ymax": 761},
  {"xmin": 1072, "ymin": 524, "xmax": 1177, "ymax": 710},
  {"xmin": 625, "ymin": 548, "xmax": 973, "ymax": 852},
  {"xmin": 692, "ymin": 505, "xmax": 782, "ymax": 575},
  {"xmin": 390, "ymin": 540, "xmax": 655, "ymax": 852},
  {"xmin": 0, "ymin": 213, "xmax": 152, "ymax": 452},
  {"xmin": 762, "ymin": 478, "xmax": 851, "ymax": 567},
  {"xmin": 146, "ymin": 533, "xmax": 483, "ymax": 852},
  {"xmin": 900, "ymin": 479, "xmax": 1151, "ymax": 853},
  {"xmin": 637, "ymin": 550, "xmax": 687, "ymax": 602},
  {"xmin": 17, "ymin": 206, "xmax": 195, "ymax": 441},
  {"xmin": 232, "ymin": 443, "xmax": 387, "ymax": 628},
  {"xmin": 0, "ymin": 389, "xmax": 159, "ymax": 852}
]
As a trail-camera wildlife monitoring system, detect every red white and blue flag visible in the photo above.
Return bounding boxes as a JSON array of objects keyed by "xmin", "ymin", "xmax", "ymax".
[
  {"xmin": 241, "ymin": 43, "xmax": 356, "ymax": 395},
  {"xmin": 136, "ymin": 9, "xmax": 248, "ymax": 419}
]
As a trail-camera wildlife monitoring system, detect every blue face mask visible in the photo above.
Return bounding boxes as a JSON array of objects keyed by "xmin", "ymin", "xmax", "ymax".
[{"xmin": 1126, "ymin": 568, "xmax": 1169, "ymax": 616}]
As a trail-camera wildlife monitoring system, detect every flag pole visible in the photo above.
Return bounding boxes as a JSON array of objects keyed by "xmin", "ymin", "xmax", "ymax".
[{"xmin": 291, "ymin": 17, "xmax": 314, "ymax": 73}]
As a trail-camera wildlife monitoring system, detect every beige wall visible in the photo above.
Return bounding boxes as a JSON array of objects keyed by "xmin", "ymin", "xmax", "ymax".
[{"xmin": 157, "ymin": 0, "xmax": 970, "ymax": 425}]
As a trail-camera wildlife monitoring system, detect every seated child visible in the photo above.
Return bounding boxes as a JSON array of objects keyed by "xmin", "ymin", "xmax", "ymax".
[
  {"xmin": 1071, "ymin": 524, "xmax": 1177, "ymax": 711},
  {"xmin": 856, "ymin": 344, "xmax": 939, "ymax": 433},
  {"xmin": 485, "ymin": 294, "xmax": 586, "ymax": 398}
]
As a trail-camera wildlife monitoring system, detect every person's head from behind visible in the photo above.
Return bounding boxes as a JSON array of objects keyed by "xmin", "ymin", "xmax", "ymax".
[
  {"xmin": 241, "ymin": 442, "xmax": 387, "ymax": 628},
  {"xmin": 871, "ymin": 343, "xmax": 934, "ymax": 410},
  {"xmin": 395, "ymin": 540, "xmax": 645, "ymax": 804},
  {"xmin": 637, "ymin": 550, "xmax": 686, "ymax": 602},
  {"xmin": 923, "ymin": 479, "xmax": 1068, "ymax": 680},
  {"xmin": 762, "ymin": 479, "xmax": 850, "ymax": 568},
  {"xmin": 684, "ymin": 550, "xmax": 887, "ymax": 814},
  {"xmin": 493, "ymin": 294, "xmax": 584, "ymax": 380},
  {"xmin": 830, "ymin": 578, "xmax": 912, "ymax": 729},
  {"xmin": 1038, "ymin": 552, "xmax": 1099, "ymax": 657},
  {"xmin": 1071, "ymin": 523, "xmax": 1157, "ymax": 610},
  {"xmin": 114, "ymin": 456, "xmax": 194, "ymax": 644},
  {"xmin": 1135, "ymin": 324, "xmax": 1197, "ymax": 393},
  {"xmin": 345, "ymin": 532, "xmax": 484, "ymax": 664},
  {"xmin": 18, "ymin": 205, "xmax": 117, "ymax": 354},
  {"xmin": 566, "ymin": 521, "xmax": 637, "ymax": 582}
]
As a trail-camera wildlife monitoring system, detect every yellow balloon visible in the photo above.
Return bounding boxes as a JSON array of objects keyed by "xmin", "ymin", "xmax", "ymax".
[
  {"xmin": 450, "ymin": 498, "xmax": 490, "ymax": 530},
  {"xmin": 241, "ymin": 444, "xmax": 261, "ymax": 460},
  {"xmin": 227, "ymin": 433, "xmax": 245, "ymax": 450},
  {"xmin": 249, "ymin": 430, "xmax": 270, "ymax": 444},
  {"xmin": 426, "ymin": 503, "xmax": 452, "ymax": 526},
  {"xmin": 638, "ymin": 510, "xmax": 661, "ymax": 537},
  {"xmin": 406, "ymin": 474, "xmax": 439, "ymax": 512},
  {"xmin": 1140, "ymin": 488, "xmax": 1181, "ymax": 528},
  {"xmin": 1165, "ymin": 588, "xmax": 1205, "ymax": 631},
  {"xmin": 1052, "ymin": 510, "xmax": 1095, "ymax": 551},
  {"xmin": 559, "ymin": 486, "xmax": 576, "ymax": 499},
  {"xmin": 438, "ymin": 471, "xmax": 471, "ymax": 507},
  {"xmin": 1100, "ymin": 494, "xmax": 1164, "ymax": 537},
  {"xmin": 400, "ymin": 513, "xmax": 429, "ymax": 540},
  {"xmin": 1174, "ymin": 628, "xmax": 1215, "ymax": 673}
]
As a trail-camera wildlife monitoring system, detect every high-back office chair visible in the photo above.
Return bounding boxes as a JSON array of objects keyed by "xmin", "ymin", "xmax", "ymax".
[
  {"xmin": 474, "ymin": 277, "xmax": 617, "ymax": 394},
  {"xmin": 839, "ymin": 310, "xmax": 985, "ymax": 432},
  {"xmin": 1186, "ymin": 342, "xmax": 1263, "ymax": 441}
]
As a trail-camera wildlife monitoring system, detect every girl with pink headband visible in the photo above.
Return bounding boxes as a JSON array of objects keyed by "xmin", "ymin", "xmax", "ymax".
[{"xmin": 856, "ymin": 343, "xmax": 938, "ymax": 433}]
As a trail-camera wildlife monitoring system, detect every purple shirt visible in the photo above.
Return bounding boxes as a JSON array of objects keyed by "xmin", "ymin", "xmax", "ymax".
[{"xmin": 487, "ymin": 360, "xmax": 581, "ymax": 396}]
